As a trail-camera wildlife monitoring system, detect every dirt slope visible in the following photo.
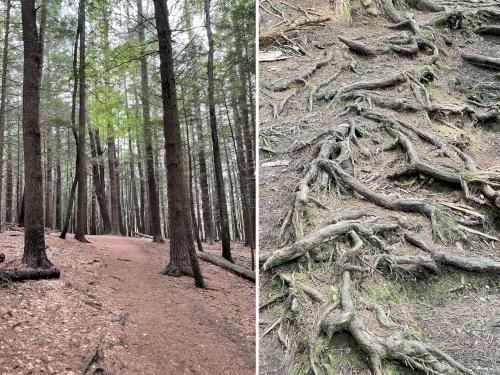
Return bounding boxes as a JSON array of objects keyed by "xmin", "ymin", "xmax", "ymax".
[
  {"xmin": 0, "ymin": 231, "xmax": 255, "ymax": 374},
  {"xmin": 259, "ymin": 0, "xmax": 499, "ymax": 374}
]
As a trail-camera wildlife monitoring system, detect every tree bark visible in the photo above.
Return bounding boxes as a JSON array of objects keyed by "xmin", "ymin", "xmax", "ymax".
[
  {"xmin": 204, "ymin": 0, "xmax": 232, "ymax": 262},
  {"xmin": 5, "ymin": 137, "xmax": 13, "ymax": 223},
  {"xmin": 75, "ymin": 0, "xmax": 88, "ymax": 243},
  {"xmin": 0, "ymin": 0, "xmax": 12, "ymax": 223},
  {"xmin": 152, "ymin": 0, "xmax": 205, "ymax": 288},
  {"xmin": 136, "ymin": 0, "xmax": 163, "ymax": 242},
  {"xmin": 20, "ymin": 0, "xmax": 52, "ymax": 268},
  {"xmin": 89, "ymin": 128, "xmax": 112, "ymax": 233},
  {"xmin": 55, "ymin": 127, "xmax": 62, "ymax": 229},
  {"xmin": 194, "ymin": 89, "xmax": 214, "ymax": 244},
  {"xmin": 45, "ymin": 133, "xmax": 53, "ymax": 228}
]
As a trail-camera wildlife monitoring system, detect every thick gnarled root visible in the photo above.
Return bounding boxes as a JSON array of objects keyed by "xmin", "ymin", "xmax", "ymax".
[{"xmin": 316, "ymin": 272, "xmax": 475, "ymax": 375}]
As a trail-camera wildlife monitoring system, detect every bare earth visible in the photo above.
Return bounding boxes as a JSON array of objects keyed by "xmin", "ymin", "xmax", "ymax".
[{"xmin": 0, "ymin": 231, "xmax": 255, "ymax": 374}]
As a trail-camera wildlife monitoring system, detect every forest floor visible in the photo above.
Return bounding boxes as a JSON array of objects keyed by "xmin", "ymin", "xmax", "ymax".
[
  {"xmin": 0, "ymin": 230, "xmax": 255, "ymax": 374},
  {"xmin": 259, "ymin": 0, "xmax": 499, "ymax": 374}
]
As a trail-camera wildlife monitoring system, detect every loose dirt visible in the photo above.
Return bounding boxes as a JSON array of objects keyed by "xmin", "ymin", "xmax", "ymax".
[{"xmin": 0, "ymin": 231, "xmax": 255, "ymax": 374}]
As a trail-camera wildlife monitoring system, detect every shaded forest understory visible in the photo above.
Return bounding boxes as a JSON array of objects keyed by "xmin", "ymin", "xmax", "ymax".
[
  {"xmin": 0, "ymin": 230, "xmax": 255, "ymax": 374},
  {"xmin": 259, "ymin": 0, "xmax": 499, "ymax": 374}
]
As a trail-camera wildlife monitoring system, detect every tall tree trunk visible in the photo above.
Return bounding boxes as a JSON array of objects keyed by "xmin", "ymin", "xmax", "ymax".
[
  {"xmin": 230, "ymin": 91, "xmax": 253, "ymax": 249},
  {"xmin": 194, "ymin": 90, "xmax": 214, "ymax": 244},
  {"xmin": 20, "ymin": 0, "xmax": 52, "ymax": 268},
  {"xmin": 152, "ymin": 0, "xmax": 205, "ymax": 288},
  {"xmin": 204, "ymin": 0, "xmax": 232, "ymax": 261},
  {"xmin": 5, "ymin": 135, "xmax": 13, "ymax": 223},
  {"xmin": 181, "ymin": 93, "xmax": 203, "ymax": 253},
  {"xmin": 45, "ymin": 133, "xmax": 53, "ymax": 228},
  {"xmin": 55, "ymin": 126, "xmax": 62, "ymax": 230},
  {"xmin": 75, "ymin": 0, "xmax": 88, "ymax": 243},
  {"xmin": 89, "ymin": 128, "xmax": 112, "ymax": 232},
  {"xmin": 137, "ymin": 0, "xmax": 163, "ymax": 242},
  {"xmin": 137, "ymin": 144, "xmax": 146, "ymax": 234},
  {"xmin": 0, "ymin": 0, "xmax": 12, "ymax": 223}
]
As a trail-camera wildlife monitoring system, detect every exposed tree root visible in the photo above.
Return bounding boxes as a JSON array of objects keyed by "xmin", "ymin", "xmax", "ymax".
[
  {"xmin": 462, "ymin": 53, "xmax": 500, "ymax": 70},
  {"xmin": 259, "ymin": 16, "xmax": 331, "ymax": 43},
  {"xmin": 317, "ymin": 272, "xmax": 475, "ymax": 375},
  {"xmin": 260, "ymin": 1, "xmax": 499, "ymax": 373},
  {"xmin": 316, "ymin": 72, "xmax": 407, "ymax": 101},
  {"xmin": 405, "ymin": 233, "xmax": 500, "ymax": 274},
  {"xmin": 474, "ymin": 25, "xmax": 500, "ymax": 36},
  {"xmin": 269, "ymin": 52, "xmax": 333, "ymax": 91},
  {"xmin": 272, "ymin": 88, "xmax": 297, "ymax": 120},
  {"xmin": 265, "ymin": 219, "xmax": 398, "ymax": 270},
  {"xmin": 319, "ymin": 159, "xmax": 448, "ymax": 242}
]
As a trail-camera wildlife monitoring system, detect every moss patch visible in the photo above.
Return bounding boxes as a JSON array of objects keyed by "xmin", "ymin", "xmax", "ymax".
[
  {"xmin": 303, "ymin": 208, "xmax": 322, "ymax": 228},
  {"xmin": 367, "ymin": 277, "xmax": 404, "ymax": 304}
]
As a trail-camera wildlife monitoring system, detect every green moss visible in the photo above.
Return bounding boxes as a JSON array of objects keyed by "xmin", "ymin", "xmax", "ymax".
[
  {"xmin": 330, "ymin": 285, "xmax": 339, "ymax": 302},
  {"xmin": 391, "ymin": 0, "xmax": 407, "ymax": 9},
  {"xmin": 327, "ymin": 348, "xmax": 367, "ymax": 372},
  {"xmin": 271, "ymin": 304, "xmax": 287, "ymax": 316},
  {"xmin": 303, "ymin": 208, "xmax": 322, "ymax": 228},
  {"xmin": 468, "ymin": 144, "xmax": 481, "ymax": 155},
  {"xmin": 366, "ymin": 5, "xmax": 380, "ymax": 15},
  {"xmin": 367, "ymin": 277, "xmax": 403, "ymax": 304},
  {"xmin": 341, "ymin": 0, "xmax": 353, "ymax": 24},
  {"xmin": 408, "ymin": 327, "xmax": 423, "ymax": 340},
  {"xmin": 383, "ymin": 362, "xmax": 414, "ymax": 375},
  {"xmin": 406, "ymin": 276, "xmax": 455, "ymax": 305},
  {"xmin": 427, "ymin": 84, "xmax": 445, "ymax": 99},
  {"xmin": 269, "ymin": 279, "xmax": 280, "ymax": 290}
]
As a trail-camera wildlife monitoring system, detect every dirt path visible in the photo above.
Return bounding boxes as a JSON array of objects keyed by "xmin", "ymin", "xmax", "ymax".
[{"xmin": 0, "ymin": 232, "xmax": 255, "ymax": 374}]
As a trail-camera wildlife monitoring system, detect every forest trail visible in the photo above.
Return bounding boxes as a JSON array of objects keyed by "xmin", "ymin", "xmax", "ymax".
[{"xmin": 0, "ymin": 231, "xmax": 255, "ymax": 374}]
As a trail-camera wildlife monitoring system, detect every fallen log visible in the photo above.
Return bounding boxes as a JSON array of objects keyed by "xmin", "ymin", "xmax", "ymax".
[
  {"xmin": 133, "ymin": 232, "xmax": 255, "ymax": 281},
  {"xmin": 0, "ymin": 267, "xmax": 60, "ymax": 282},
  {"xmin": 462, "ymin": 54, "xmax": 500, "ymax": 70},
  {"xmin": 132, "ymin": 232, "xmax": 153, "ymax": 239},
  {"xmin": 0, "ymin": 253, "xmax": 4, "ymax": 263},
  {"xmin": 196, "ymin": 250, "xmax": 255, "ymax": 282}
]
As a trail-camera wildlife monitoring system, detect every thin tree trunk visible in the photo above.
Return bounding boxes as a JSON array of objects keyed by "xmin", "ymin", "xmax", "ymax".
[
  {"xmin": 75, "ymin": 0, "xmax": 88, "ymax": 243},
  {"xmin": 45, "ymin": 133, "xmax": 53, "ymax": 228},
  {"xmin": 89, "ymin": 128, "xmax": 112, "ymax": 232},
  {"xmin": 55, "ymin": 127, "xmax": 62, "ymax": 230},
  {"xmin": 229, "ymin": 92, "xmax": 253, "ymax": 249},
  {"xmin": 137, "ymin": 143, "xmax": 146, "ymax": 234},
  {"xmin": 182, "ymin": 93, "xmax": 203, "ymax": 253},
  {"xmin": 0, "ymin": 0, "xmax": 12, "ymax": 223},
  {"xmin": 5, "ymin": 135, "xmax": 13, "ymax": 223},
  {"xmin": 194, "ymin": 90, "xmax": 214, "ymax": 244},
  {"xmin": 204, "ymin": 0, "xmax": 232, "ymax": 261},
  {"xmin": 137, "ymin": 0, "xmax": 163, "ymax": 243},
  {"xmin": 152, "ymin": 0, "xmax": 205, "ymax": 288},
  {"xmin": 20, "ymin": 0, "xmax": 52, "ymax": 267}
]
